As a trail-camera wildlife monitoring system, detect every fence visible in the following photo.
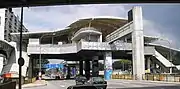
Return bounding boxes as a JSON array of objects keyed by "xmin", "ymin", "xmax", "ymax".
[
  {"xmin": 0, "ymin": 81, "xmax": 16, "ymax": 89},
  {"xmin": 143, "ymin": 74, "xmax": 180, "ymax": 82},
  {"xmin": 112, "ymin": 74, "xmax": 134, "ymax": 80},
  {"xmin": 112, "ymin": 74, "xmax": 180, "ymax": 82}
]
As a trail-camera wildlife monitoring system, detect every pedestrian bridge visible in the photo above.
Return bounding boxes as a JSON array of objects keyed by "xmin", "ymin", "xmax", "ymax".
[{"xmin": 27, "ymin": 41, "xmax": 155, "ymax": 55}]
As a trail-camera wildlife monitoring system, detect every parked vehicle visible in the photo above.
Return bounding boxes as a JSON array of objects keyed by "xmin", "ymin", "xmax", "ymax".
[
  {"xmin": 86, "ymin": 77, "xmax": 107, "ymax": 89},
  {"xmin": 75, "ymin": 76, "xmax": 87, "ymax": 85}
]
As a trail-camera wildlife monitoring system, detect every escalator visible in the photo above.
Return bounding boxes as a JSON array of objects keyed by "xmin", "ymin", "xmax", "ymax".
[
  {"xmin": 150, "ymin": 50, "xmax": 175, "ymax": 73},
  {"xmin": 154, "ymin": 50, "xmax": 175, "ymax": 68}
]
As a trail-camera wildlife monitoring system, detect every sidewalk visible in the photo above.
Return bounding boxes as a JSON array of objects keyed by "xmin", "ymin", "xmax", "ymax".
[
  {"xmin": 16, "ymin": 80, "xmax": 48, "ymax": 88},
  {"xmin": 109, "ymin": 79, "xmax": 180, "ymax": 84}
]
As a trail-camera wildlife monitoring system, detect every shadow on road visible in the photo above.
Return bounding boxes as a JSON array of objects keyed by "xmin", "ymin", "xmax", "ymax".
[
  {"xmin": 109, "ymin": 84, "xmax": 180, "ymax": 89},
  {"xmin": 43, "ymin": 78, "xmax": 75, "ymax": 81}
]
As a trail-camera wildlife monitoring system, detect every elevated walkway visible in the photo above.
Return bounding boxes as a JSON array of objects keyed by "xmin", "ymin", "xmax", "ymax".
[{"xmin": 27, "ymin": 41, "xmax": 155, "ymax": 55}]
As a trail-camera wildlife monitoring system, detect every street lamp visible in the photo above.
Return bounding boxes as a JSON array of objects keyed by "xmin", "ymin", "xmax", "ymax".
[
  {"xmin": 159, "ymin": 38, "xmax": 173, "ymax": 74},
  {"xmin": 39, "ymin": 33, "xmax": 56, "ymax": 80}
]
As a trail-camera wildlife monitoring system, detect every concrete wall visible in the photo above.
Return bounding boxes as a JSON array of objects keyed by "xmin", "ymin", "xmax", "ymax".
[{"xmin": 29, "ymin": 38, "xmax": 39, "ymax": 45}]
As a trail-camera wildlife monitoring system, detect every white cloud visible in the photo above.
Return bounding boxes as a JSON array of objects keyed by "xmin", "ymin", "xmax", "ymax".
[
  {"xmin": 143, "ymin": 19, "xmax": 178, "ymax": 48},
  {"xmin": 13, "ymin": 4, "xmax": 127, "ymax": 31}
]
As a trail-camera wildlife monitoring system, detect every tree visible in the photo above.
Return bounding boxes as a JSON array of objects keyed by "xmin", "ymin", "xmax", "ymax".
[
  {"xmin": 42, "ymin": 59, "xmax": 50, "ymax": 64},
  {"xmin": 37, "ymin": 59, "xmax": 50, "ymax": 68},
  {"xmin": 113, "ymin": 59, "xmax": 132, "ymax": 71},
  {"xmin": 99, "ymin": 62, "xmax": 104, "ymax": 71},
  {"xmin": 113, "ymin": 61, "xmax": 122, "ymax": 69}
]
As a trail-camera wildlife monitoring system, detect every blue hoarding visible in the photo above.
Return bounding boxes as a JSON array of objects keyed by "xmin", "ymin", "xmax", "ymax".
[{"xmin": 44, "ymin": 64, "xmax": 64, "ymax": 69}]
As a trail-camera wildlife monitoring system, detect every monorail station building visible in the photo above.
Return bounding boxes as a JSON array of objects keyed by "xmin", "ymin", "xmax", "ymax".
[{"xmin": 0, "ymin": 6, "xmax": 180, "ymax": 80}]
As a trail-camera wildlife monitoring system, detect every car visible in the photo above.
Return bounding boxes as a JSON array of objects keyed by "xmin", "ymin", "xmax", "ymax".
[
  {"xmin": 86, "ymin": 77, "xmax": 107, "ymax": 89},
  {"xmin": 75, "ymin": 76, "xmax": 87, "ymax": 85},
  {"xmin": 67, "ymin": 85, "xmax": 97, "ymax": 89}
]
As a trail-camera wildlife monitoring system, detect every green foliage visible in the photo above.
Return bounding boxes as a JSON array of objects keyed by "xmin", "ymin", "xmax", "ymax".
[
  {"xmin": 119, "ymin": 59, "xmax": 132, "ymax": 64},
  {"xmin": 42, "ymin": 59, "xmax": 50, "ymax": 64},
  {"xmin": 113, "ymin": 59, "xmax": 132, "ymax": 70},
  {"xmin": 99, "ymin": 62, "xmax": 104, "ymax": 70}
]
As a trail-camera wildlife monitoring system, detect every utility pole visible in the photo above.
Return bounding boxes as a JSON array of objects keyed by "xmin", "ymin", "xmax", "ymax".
[{"xmin": 18, "ymin": 6, "xmax": 24, "ymax": 89}]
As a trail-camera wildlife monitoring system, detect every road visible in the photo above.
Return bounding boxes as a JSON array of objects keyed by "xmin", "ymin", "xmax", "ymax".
[{"xmin": 24, "ymin": 79, "xmax": 180, "ymax": 89}]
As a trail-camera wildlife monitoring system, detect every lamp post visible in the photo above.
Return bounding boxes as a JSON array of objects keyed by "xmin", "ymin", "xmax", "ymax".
[
  {"xmin": 39, "ymin": 33, "xmax": 56, "ymax": 80},
  {"xmin": 159, "ymin": 38, "xmax": 172, "ymax": 74}
]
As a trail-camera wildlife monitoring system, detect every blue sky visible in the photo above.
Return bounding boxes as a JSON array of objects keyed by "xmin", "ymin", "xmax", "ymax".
[{"xmin": 12, "ymin": 4, "xmax": 180, "ymax": 49}]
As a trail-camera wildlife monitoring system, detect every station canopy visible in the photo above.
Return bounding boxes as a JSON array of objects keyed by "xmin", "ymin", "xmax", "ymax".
[
  {"xmin": 11, "ymin": 16, "xmax": 128, "ymax": 41},
  {"xmin": 11, "ymin": 16, "xmax": 162, "ymax": 43},
  {"xmin": 67, "ymin": 16, "xmax": 128, "ymax": 37}
]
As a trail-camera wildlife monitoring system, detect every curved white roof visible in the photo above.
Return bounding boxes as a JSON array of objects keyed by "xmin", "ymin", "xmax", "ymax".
[{"xmin": 78, "ymin": 16, "xmax": 127, "ymax": 20}]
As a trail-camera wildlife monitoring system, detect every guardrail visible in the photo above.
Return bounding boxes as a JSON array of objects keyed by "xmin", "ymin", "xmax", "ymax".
[{"xmin": 112, "ymin": 74, "xmax": 180, "ymax": 82}]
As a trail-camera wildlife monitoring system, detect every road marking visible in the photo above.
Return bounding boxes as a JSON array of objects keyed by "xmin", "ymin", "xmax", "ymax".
[{"xmin": 60, "ymin": 85, "xmax": 65, "ymax": 87}]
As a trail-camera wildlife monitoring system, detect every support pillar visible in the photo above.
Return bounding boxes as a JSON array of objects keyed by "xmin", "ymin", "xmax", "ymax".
[
  {"xmin": 92, "ymin": 56, "xmax": 99, "ymax": 77},
  {"xmin": 147, "ymin": 57, "xmax": 151, "ymax": 73},
  {"xmin": 99, "ymin": 34, "xmax": 102, "ymax": 42},
  {"xmin": 79, "ymin": 60, "xmax": 83, "ymax": 76},
  {"xmin": 85, "ymin": 61, "xmax": 90, "ymax": 80},
  {"xmin": 28, "ymin": 58, "xmax": 33, "ymax": 78},
  {"xmin": 131, "ymin": 6, "xmax": 145, "ymax": 80},
  {"xmin": 104, "ymin": 52, "xmax": 113, "ymax": 80}
]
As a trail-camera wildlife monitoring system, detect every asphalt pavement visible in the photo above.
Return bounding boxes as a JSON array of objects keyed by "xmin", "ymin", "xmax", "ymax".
[{"xmin": 23, "ymin": 79, "xmax": 180, "ymax": 89}]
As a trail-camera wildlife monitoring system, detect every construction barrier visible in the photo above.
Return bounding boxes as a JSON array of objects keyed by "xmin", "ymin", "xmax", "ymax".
[
  {"xmin": 112, "ymin": 74, "xmax": 134, "ymax": 80},
  {"xmin": 112, "ymin": 74, "xmax": 180, "ymax": 82},
  {"xmin": 24, "ymin": 77, "xmax": 36, "ymax": 84}
]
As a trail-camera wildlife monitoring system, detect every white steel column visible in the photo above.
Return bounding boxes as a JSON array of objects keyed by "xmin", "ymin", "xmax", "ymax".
[
  {"xmin": 104, "ymin": 52, "xmax": 113, "ymax": 80},
  {"xmin": 132, "ymin": 6, "xmax": 145, "ymax": 80}
]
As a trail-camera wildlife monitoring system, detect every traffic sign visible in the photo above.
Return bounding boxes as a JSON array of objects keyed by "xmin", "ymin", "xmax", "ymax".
[{"xmin": 18, "ymin": 57, "xmax": 24, "ymax": 66}]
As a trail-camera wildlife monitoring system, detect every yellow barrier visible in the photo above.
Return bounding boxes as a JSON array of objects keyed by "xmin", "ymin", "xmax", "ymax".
[
  {"xmin": 112, "ymin": 74, "xmax": 180, "ymax": 82},
  {"xmin": 112, "ymin": 74, "xmax": 134, "ymax": 80},
  {"xmin": 31, "ymin": 77, "xmax": 36, "ymax": 83},
  {"xmin": 24, "ymin": 77, "xmax": 36, "ymax": 84}
]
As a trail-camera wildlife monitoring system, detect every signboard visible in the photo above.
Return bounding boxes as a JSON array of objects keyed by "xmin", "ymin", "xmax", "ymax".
[{"xmin": 44, "ymin": 64, "xmax": 64, "ymax": 69}]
